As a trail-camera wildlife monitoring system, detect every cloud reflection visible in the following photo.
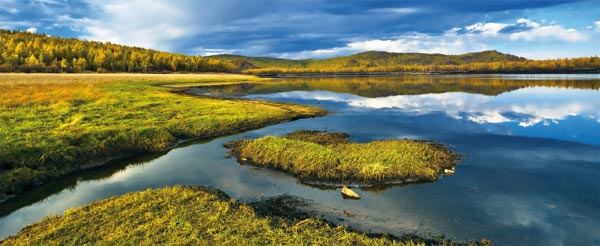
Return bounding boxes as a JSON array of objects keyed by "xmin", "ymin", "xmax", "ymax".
[{"xmin": 267, "ymin": 87, "xmax": 600, "ymax": 128}]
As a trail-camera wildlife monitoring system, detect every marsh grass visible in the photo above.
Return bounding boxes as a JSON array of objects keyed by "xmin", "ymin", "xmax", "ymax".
[
  {"xmin": 225, "ymin": 131, "xmax": 458, "ymax": 184},
  {"xmin": 0, "ymin": 73, "xmax": 326, "ymax": 198},
  {"xmin": 0, "ymin": 186, "xmax": 490, "ymax": 246}
]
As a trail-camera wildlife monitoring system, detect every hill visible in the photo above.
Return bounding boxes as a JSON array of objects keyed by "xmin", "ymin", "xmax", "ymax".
[
  {"xmin": 208, "ymin": 50, "xmax": 599, "ymax": 74},
  {"xmin": 208, "ymin": 50, "xmax": 526, "ymax": 70}
]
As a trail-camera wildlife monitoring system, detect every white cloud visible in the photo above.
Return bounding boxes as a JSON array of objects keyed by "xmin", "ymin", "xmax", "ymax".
[
  {"xmin": 56, "ymin": 10, "xmax": 196, "ymax": 51},
  {"xmin": 279, "ymin": 18, "xmax": 589, "ymax": 59},
  {"xmin": 74, "ymin": 0, "xmax": 199, "ymax": 51},
  {"xmin": 516, "ymin": 18, "xmax": 541, "ymax": 28},
  {"xmin": 3, "ymin": 7, "xmax": 18, "ymax": 14},
  {"xmin": 0, "ymin": 0, "xmax": 19, "ymax": 14},
  {"xmin": 277, "ymin": 33, "xmax": 471, "ymax": 59},
  {"xmin": 595, "ymin": 21, "xmax": 600, "ymax": 32},
  {"xmin": 509, "ymin": 25, "xmax": 587, "ymax": 42},
  {"xmin": 261, "ymin": 87, "xmax": 600, "ymax": 128},
  {"xmin": 0, "ymin": 20, "xmax": 36, "ymax": 30},
  {"xmin": 465, "ymin": 22, "xmax": 509, "ymax": 36},
  {"xmin": 26, "ymin": 27, "xmax": 37, "ymax": 33},
  {"xmin": 368, "ymin": 8, "xmax": 422, "ymax": 15},
  {"xmin": 462, "ymin": 19, "xmax": 587, "ymax": 42},
  {"xmin": 72, "ymin": 1, "xmax": 301, "ymax": 53}
]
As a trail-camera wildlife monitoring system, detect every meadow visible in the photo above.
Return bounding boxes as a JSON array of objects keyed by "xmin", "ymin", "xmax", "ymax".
[
  {"xmin": 0, "ymin": 73, "xmax": 326, "ymax": 199},
  {"xmin": 0, "ymin": 186, "xmax": 491, "ymax": 245},
  {"xmin": 225, "ymin": 130, "xmax": 458, "ymax": 184}
]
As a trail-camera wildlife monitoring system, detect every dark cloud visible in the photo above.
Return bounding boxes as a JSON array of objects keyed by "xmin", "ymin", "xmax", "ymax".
[{"xmin": 1, "ymin": 0, "xmax": 596, "ymax": 58}]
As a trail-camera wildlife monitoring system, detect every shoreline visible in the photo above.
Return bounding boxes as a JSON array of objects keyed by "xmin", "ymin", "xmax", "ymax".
[
  {"xmin": 253, "ymin": 69, "xmax": 600, "ymax": 77},
  {"xmin": 0, "ymin": 185, "xmax": 492, "ymax": 245},
  {"xmin": 0, "ymin": 112, "xmax": 326, "ymax": 203},
  {"xmin": 0, "ymin": 74, "xmax": 328, "ymax": 202}
]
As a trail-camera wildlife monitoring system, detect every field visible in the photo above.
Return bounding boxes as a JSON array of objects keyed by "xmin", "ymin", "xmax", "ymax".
[
  {"xmin": 0, "ymin": 186, "xmax": 407, "ymax": 245},
  {"xmin": 0, "ymin": 186, "xmax": 492, "ymax": 245},
  {"xmin": 0, "ymin": 73, "xmax": 326, "ymax": 198},
  {"xmin": 225, "ymin": 130, "xmax": 458, "ymax": 184}
]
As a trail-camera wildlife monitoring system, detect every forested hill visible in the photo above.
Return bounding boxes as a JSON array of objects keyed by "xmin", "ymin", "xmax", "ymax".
[
  {"xmin": 1, "ymin": 29, "xmax": 598, "ymax": 74},
  {"xmin": 0, "ymin": 30, "xmax": 237, "ymax": 73},
  {"xmin": 209, "ymin": 51, "xmax": 600, "ymax": 74},
  {"xmin": 208, "ymin": 50, "xmax": 526, "ymax": 69}
]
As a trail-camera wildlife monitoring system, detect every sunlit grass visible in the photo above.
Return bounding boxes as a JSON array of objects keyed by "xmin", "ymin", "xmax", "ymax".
[
  {"xmin": 0, "ymin": 186, "xmax": 491, "ymax": 245},
  {"xmin": 226, "ymin": 130, "xmax": 458, "ymax": 183},
  {"xmin": 0, "ymin": 73, "xmax": 326, "ymax": 197}
]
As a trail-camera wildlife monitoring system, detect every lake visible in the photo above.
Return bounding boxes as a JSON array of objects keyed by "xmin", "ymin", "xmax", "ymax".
[{"xmin": 1, "ymin": 75, "xmax": 599, "ymax": 245}]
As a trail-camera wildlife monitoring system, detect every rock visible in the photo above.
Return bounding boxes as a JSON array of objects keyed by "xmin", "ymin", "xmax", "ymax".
[{"xmin": 341, "ymin": 185, "xmax": 360, "ymax": 199}]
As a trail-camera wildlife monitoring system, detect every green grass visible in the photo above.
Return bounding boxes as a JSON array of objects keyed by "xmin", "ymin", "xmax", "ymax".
[
  {"xmin": 0, "ymin": 186, "xmax": 491, "ymax": 245},
  {"xmin": 225, "ymin": 130, "xmax": 458, "ymax": 183},
  {"xmin": 0, "ymin": 186, "xmax": 415, "ymax": 245},
  {"xmin": 0, "ymin": 73, "xmax": 326, "ymax": 198}
]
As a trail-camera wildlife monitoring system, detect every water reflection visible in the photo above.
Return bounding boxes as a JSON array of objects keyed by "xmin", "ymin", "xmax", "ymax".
[
  {"xmin": 194, "ymin": 75, "xmax": 600, "ymax": 98},
  {"xmin": 248, "ymin": 87, "xmax": 600, "ymax": 145}
]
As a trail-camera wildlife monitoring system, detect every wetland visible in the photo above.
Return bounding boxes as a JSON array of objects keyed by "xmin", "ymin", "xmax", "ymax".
[{"xmin": 1, "ymin": 74, "xmax": 599, "ymax": 245}]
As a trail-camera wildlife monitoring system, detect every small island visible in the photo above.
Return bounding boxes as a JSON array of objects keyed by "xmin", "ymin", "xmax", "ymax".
[{"xmin": 225, "ymin": 130, "xmax": 458, "ymax": 186}]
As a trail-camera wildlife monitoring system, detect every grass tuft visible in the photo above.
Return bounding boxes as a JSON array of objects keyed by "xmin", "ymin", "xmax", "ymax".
[{"xmin": 225, "ymin": 130, "xmax": 458, "ymax": 184}]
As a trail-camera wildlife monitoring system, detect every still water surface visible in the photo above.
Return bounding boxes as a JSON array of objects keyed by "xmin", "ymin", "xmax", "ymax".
[{"xmin": 1, "ymin": 75, "xmax": 599, "ymax": 245}]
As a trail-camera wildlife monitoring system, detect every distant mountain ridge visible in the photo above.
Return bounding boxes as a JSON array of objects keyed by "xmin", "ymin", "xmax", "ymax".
[
  {"xmin": 207, "ymin": 50, "xmax": 527, "ymax": 70},
  {"xmin": 209, "ymin": 50, "xmax": 599, "ymax": 74}
]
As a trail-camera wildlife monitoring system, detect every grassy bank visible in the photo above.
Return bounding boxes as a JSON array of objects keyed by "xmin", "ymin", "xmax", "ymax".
[
  {"xmin": 0, "ymin": 74, "xmax": 326, "ymax": 199},
  {"xmin": 0, "ymin": 186, "xmax": 490, "ymax": 245},
  {"xmin": 225, "ymin": 131, "xmax": 458, "ymax": 184},
  {"xmin": 6, "ymin": 186, "xmax": 383, "ymax": 245}
]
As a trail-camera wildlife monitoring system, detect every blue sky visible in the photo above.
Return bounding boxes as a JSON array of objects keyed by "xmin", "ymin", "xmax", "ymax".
[{"xmin": 1, "ymin": 0, "xmax": 599, "ymax": 59}]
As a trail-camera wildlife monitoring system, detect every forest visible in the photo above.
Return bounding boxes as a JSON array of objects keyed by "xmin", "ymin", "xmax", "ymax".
[
  {"xmin": 1, "ymin": 30, "xmax": 599, "ymax": 74},
  {"xmin": 0, "ymin": 30, "xmax": 237, "ymax": 73},
  {"xmin": 212, "ymin": 51, "xmax": 600, "ymax": 74}
]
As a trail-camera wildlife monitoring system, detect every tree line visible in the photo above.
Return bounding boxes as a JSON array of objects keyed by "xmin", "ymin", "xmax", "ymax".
[
  {"xmin": 243, "ymin": 57, "xmax": 600, "ymax": 75},
  {"xmin": 0, "ymin": 30, "xmax": 238, "ymax": 73},
  {"xmin": 1, "ymin": 29, "xmax": 599, "ymax": 74}
]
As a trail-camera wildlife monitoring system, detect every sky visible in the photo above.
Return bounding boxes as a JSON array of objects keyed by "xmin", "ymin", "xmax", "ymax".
[{"xmin": 1, "ymin": 0, "xmax": 599, "ymax": 59}]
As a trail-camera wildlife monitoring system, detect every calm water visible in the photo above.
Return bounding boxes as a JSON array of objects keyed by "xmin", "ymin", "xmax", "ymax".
[{"xmin": 1, "ymin": 75, "xmax": 599, "ymax": 245}]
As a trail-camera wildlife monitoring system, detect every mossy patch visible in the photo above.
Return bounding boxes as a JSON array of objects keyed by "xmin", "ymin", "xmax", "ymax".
[{"xmin": 225, "ymin": 130, "xmax": 458, "ymax": 186}]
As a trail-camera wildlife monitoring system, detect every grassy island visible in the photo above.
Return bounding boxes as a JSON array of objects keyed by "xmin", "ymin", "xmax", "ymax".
[
  {"xmin": 0, "ymin": 74, "xmax": 326, "ymax": 199},
  {"xmin": 225, "ymin": 131, "xmax": 458, "ymax": 184},
  {"xmin": 0, "ymin": 186, "xmax": 434, "ymax": 245}
]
